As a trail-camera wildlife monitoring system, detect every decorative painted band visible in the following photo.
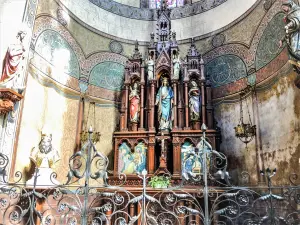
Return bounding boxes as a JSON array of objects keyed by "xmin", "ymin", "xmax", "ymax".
[
  {"xmin": 212, "ymin": 48, "xmax": 289, "ymax": 100},
  {"xmin": 88, "ymin": 0, "xmax": 227, "ymax": 21}
]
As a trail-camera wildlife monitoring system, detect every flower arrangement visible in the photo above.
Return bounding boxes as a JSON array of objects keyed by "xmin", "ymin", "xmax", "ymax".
[{"xmin": 148, "ymin": 175, "xmax": 170, "ymax": 188}]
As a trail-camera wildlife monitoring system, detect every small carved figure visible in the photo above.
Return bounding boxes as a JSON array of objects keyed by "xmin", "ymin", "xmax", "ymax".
[
  {"xmin": 172, "ymin": 54, "xmax": 180, "ymax": 79},
  {"xmin": 30, "ymin": 132, "xmax": 60, "ymax": 169},
  {"xmin": 189, "ymin": 81, "xmax": 201, "ymax": 121},
  {"xmin": 147, "ymin": 56, "xmax": 154, "ymax": 80},
  {"xmin": 155, "ymin": 77, "xmax": 174, "ymax": 131},
  {"xmin": 1, "ymin": 31, "xmax": 26, "ymax": 83},
  {"xmin": 280, "ymin": 0, "xmax": 300, "ymax": 65},
  {"xmin": 129, "ymin": 82, "xmax": 140, "ymax": 123}
]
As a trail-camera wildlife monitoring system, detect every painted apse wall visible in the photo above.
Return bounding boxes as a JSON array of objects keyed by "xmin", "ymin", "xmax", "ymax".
[
  {"xmin": 11, "ymin": 0, "xmax": 299, "ymax": 185},
  {"xmin": 14, "ymin": 0, "xmax": 128, "ymax": 182}
]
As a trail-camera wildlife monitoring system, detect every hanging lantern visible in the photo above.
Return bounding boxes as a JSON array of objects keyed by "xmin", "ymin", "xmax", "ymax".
[
  {"xmin": 80, "ymin": 102, "xmax": 101, "ymax": 144},
  {"xmin": 234, "ymin": 86, "xmax": 256, "ymax": 145}
]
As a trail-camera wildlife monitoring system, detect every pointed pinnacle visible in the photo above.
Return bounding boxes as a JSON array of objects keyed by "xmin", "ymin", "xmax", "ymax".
[
  {"xmin": 201, "ymin": 123, "xmax": 207, "ymax": 131},
  {"xmin": 89, "ymin": 126, "xmax": 93, "ymax": 133},
  {"xmin": 200, "ymin": 55, "xmax": 204, "ymax": 64}
]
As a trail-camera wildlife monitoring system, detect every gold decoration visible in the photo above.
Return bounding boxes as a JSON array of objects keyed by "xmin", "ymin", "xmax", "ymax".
[{"xmin": 80, "ymin": 101, "xmax": 101, "ymax": 144}]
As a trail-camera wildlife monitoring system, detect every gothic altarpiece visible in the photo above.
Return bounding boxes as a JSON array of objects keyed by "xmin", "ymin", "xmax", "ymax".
[{"xmin": 110, "ymin": 2, "xmax": 220, "ymax": 186}]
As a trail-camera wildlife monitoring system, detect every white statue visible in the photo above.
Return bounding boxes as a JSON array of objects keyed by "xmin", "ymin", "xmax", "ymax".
[
  {"xmin": 147, "ymin": 56, "xmax": 154, "ymax": 80},
  {"xmin": 172, "ymin": 54, "xmax": 180, "ymax": 79},
  {"xmin": 26, "ymin": 131, "xmax": 60, "ymax": 187}
]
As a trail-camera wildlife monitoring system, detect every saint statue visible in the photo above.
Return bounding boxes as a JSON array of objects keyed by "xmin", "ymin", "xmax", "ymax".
[
  {"xmin": 129, "ymin": 82, "xmax": 140, "ymax": 123},
  {"xmin": 1, "ymin": 31, "xmax": 26, "ymax": 83},
  {"xmin": 280, "ymin": 1, "xmax": 300, "ymax": 64},
  {"xmin": 26, "ymin": 131, "xmax": 60, "ymax": 186},
  {"xmin": 189, "ymin": 81, "xmax": 201, "ymax": 121},
  {"xmin": 172, "ymin": 54, "xmax": 180, "ymax": 79},
  {"xmin": 147, "ymin": 56, "xmax": 154, "ymax": 80},
  {"xmin": 155, "ymin": 77, "xmax": 174, "ymax": 131}
]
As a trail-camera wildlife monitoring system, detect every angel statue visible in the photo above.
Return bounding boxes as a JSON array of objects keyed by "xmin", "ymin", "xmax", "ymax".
[
  {"xmin": 129, "ymin": 82, "xmax": 140, "ymax": 123},
  {"xmin": 280, "ymin": 0, "xmax": 300, "ymax": 67},
  {"xmin": 26, "ymin": 130, "xmax": 60, "ymax": 187}
]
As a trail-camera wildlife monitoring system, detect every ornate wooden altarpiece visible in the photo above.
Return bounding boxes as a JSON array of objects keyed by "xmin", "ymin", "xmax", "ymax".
[{"xmin": 109, "ymin": 2, "xmax": 220, "ymax": 186}]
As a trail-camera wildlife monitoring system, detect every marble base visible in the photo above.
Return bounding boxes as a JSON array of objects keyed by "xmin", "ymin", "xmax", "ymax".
[{"xmin": 26, "ymin": 167, "xmax": 59, "ymax": 188}]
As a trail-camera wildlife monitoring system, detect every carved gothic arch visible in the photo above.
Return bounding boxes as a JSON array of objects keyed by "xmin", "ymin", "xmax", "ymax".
[
  {"xmin": 135, "ymin": 138, "xmax": 148, "ymax": 146},
  {"xmin": 156, "ymin": 65, "xmax": 171, "ymax": 80},
  {"xmin": 117, "ymin": 139, "xmax": 132, "ymax": 149},
  {"xmin": 188, "ymin": 71, "xmax": 200, "ymax": 80},
  {"xmin": 182, "ymin": 138, "xmax": 196, "ymax": 147}
]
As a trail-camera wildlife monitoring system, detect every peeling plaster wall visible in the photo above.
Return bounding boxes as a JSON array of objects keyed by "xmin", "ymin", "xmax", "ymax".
[
  {"xmin": 15, "ymin": 73, "xmax": 78, "ymax": 183},
  {"xmin": 215, "ymin": 70, "xmax": 300, "ymax": 185},
  {"xmin": 13, "ymin": 0, "xmax": 125, "ymax": 182}
]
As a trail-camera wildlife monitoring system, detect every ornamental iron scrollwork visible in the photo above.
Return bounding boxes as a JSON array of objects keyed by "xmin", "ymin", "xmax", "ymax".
[{"xmin": 0, "ymin": 126, "xmax": 298, "ymax": 224}]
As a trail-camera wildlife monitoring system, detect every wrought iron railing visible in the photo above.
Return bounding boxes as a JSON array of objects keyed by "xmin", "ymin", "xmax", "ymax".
[{"xmin": 0, "ymin": 125, "xmax": 299, "ymax": 224}]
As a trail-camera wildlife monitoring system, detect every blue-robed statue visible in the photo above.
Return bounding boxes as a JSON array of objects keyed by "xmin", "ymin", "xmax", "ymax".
[
  {"xmin": 155, "ymin": 77, "xmax": 174, "ymax": 131},
  {"xmin": 281, "ymin": 0, "xmax": 300, "ymax": 61}
]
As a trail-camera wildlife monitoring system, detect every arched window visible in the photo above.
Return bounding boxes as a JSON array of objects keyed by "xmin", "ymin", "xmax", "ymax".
[{"xmin": 149, "ymin": 0, "xmax": 185, "ymax": 9}]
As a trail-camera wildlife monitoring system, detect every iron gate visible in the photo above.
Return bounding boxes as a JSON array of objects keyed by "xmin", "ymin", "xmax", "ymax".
[{"xmin": 0, "ymin": 126, "xmax": 299, "ymax": 225}]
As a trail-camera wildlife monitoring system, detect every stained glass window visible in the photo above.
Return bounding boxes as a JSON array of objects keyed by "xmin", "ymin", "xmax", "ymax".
[{"xmin": 149, "ymin": 0, "xmax": 184, "ymax": 9}]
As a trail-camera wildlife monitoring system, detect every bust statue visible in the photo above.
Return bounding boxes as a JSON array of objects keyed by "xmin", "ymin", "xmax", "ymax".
[
  {"xmin": 30, "ymin": 133, "xmax": 60, "ymax": 169},
  {"xmin": 26, "ymin": 131, "xmax": 60, "ymax": 187}
]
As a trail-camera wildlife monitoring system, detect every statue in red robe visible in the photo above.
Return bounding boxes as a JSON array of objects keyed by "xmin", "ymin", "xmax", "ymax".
[
  {"xmin": 1, "ymin": 31, "xmax": 26, "ymax": 83},
  {"xmin": 129, "ymin": 82, "xmax": 140, "ymax": 123}
]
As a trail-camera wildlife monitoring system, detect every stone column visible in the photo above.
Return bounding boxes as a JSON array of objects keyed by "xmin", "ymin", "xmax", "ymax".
[
  {"xmin": 206, "ymin": 83, "xmax": 213, "ymax": 129},
  {"xmin": 123, "ymin": 84, "xmax": 129, "ymax": 131},
  {"xmin": 149, "ymin": 80, "xmax": 156, "ymax": 131},
  {"xmin": 114, "ymin": 139, "xmax": 120, "ymax": 175},
  {"xmin": 120, "ymin": 89, "xmax": 126, "ymax": 130},
  {"xmin": 172, "ymin": 80, "xmax": 178, "ymax": 129},
  {"xmin": 139, "ymin": 66, "xmax": 145, "ymax": 131},
  {"xmin": 148, "ymin": 135, "xmax": 156, "ymax": 175},
  {"xmin": 184, "ymin": 81, "xmax": 189, "ymax": 129},
  {"xmin": 200, "ymin": 80, "xmax": 206, "ymax": 126},
  {"xmin": 177, "ymin": 84, "xmax": 184, "ymax": 130},
  {"xmin": 172, "ymin": 139, "xmax": 181, "ymax": 177}
]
